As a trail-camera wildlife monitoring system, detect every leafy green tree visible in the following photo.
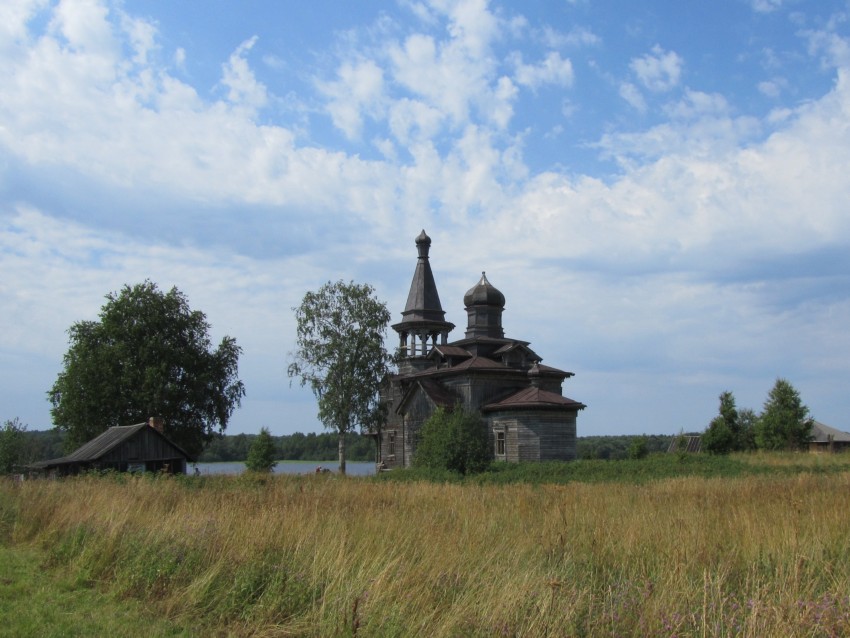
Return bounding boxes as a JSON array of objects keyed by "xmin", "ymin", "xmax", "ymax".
[
  {"xmin": 737, "ymin": 408, "xmax": 758, "ymax": 451},
  {"xmin": 703, "ymin": 391, "xmax": 739, "ymax": 455},
  {"xmin": 48, "ymin": 281, "xmax": 245, "ymax": 457},
  {"xmin": 413, "ymin": 407, "xmax": 491, "ymax": 475},
  {"xmin": 754, "ymin": 378, "xmax": 813, "ymax": 451},
  {"xmin": 627, "ymin": 435, "xmax": 649, "ymax": 459},
  {"xmin": 245, "ymin": 427, "xmax": 277, "ymax": 473},
  {"xmin": 0, "ymin": 418, "xmax": 27, "ymax": 474},
  {"xmin": 287, "ymin": 280, "xmax": 391, "ymax": 474}
]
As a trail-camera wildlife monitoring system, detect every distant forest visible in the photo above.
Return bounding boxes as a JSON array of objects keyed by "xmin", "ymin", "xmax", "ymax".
[{"xmin": 19, "ymin": 430, "xmax": 676, "ymax": 464}]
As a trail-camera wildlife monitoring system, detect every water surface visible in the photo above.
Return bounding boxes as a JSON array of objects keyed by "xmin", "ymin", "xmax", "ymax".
[{"xmin": 194, "ymin": 460, "xmax": 376, "ymax": 476}]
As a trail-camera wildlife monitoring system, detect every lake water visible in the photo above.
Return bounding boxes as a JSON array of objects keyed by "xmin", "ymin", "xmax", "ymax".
[{"xmin": 194, "ymin": 460, "xmax": 376, "ymax": 476}]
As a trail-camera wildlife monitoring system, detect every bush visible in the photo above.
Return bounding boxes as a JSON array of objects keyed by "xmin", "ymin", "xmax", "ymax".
[
  {"xmin": 413, "ymin": 407, "xmax": 490, "ymax": 475},
  {"xmin": 628, "ymin": 436, "xmax": 649, "ymax": 459},
  {"xmin": 245, "ymin": 428, "xmax": 277, "ymax": 473}
]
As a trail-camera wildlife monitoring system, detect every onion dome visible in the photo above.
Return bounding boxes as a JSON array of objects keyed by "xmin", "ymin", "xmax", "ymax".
[
  {"xmin": 464, "ymin": 272, "xmax": 505, "ymax": 308},
  {"xmin": 463, "ymin": 272, "xmax": 505, "ymax": 339}
]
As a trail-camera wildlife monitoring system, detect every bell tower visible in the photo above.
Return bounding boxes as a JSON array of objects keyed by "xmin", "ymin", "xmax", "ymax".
[{"xmin": 392, "ymin": 230, "xmax": 455, "ymax": 373}]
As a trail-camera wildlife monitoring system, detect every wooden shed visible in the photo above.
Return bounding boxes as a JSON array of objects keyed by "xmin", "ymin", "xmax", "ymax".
[
  {"xmin": 808, "ymin": 421, "xmax": 850, "ymax": 453},
  {"xmin": 31, "ymin": 417, "xmax": 193, "ymax": 477}
]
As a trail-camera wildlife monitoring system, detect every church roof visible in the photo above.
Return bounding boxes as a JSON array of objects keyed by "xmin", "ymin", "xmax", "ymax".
[
  {"xmin": 536, "ymin": 363, "xmax": 575, "ymax": 378},
  {"xmin": 395, "ymin": 230, "xmax": 453, "ymax": 327},
  {"xmin": 482, "ymin": 387, "xmax": 586, "ymax": 412},
  {"xmin": 464, "ymin": 272, "xmax": 505, "ymax": 307},
  {"xmin": 443, "ymin": 355, "xmax": 507, "ymax": 371},
  {"xmin": 396, "ymin": 378, "xmax": 458, "ymax": 413},
  {"xmin": 430, "ymin": 345, "xmax": 472, "ymax": 359}
]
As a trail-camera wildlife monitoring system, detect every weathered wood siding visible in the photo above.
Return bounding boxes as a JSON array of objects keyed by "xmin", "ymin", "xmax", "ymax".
[
  {"xmin": 399, "ymin": 389, "xmax": 438, "ymax": 467},
  {"xmin": 97, "ymin": 427, "xmax": 187, "ymax": 466},
  {"xmin": 379, "ymin": 379, "xmax": 406, "ymax": 469},
  {"xmin": 489, "ymin": 411, "xmax": 577, "ymax": 462}
]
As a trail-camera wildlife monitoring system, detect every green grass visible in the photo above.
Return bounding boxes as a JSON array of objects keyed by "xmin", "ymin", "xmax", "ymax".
[
  {"xmin": 0, "ymin": 544, "xmax": 191, "ymax": 638},
  {"xmin": 376, "ymin": 450, "xmax": 850, "ymax": 484},
  {"xmin": 4, "ymin": 452, "xmax": 850, "ymax": 636}
]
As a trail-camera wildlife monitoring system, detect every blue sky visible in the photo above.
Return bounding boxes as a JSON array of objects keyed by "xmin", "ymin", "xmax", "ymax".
[{"xmin": 2, "ymin": 0, "xmax": 850, "ymax": 438}]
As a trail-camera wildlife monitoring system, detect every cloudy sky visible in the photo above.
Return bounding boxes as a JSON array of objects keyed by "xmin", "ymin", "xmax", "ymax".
[{"xmin": 2, "ymin": 0, "xmax": 849, "ymax": 438}]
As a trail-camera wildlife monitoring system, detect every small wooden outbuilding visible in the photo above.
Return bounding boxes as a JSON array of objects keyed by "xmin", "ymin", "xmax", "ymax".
[
  {"xmin": 808, "ymin": 421, "xmax": 850, "ymax": 453},
  {"xmin": 30, "ymin": 417, "xmax": 193, "ymax": 477}
]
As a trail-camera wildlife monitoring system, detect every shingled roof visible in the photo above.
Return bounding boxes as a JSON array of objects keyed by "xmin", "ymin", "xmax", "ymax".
[
  {"xmin": 396, "ymin": 378, "xmax": 458, "ymax": 414},
  {"xmin": 810, "ymin": 421, "xmax": 850, "ymax": 443},
  {"xmin": 32, "ymin": 422, "xmax": 194, "ymax": 468},
  {"xmin": 482, "ymin": 386, "xmax": 586, "ymax": 412}
]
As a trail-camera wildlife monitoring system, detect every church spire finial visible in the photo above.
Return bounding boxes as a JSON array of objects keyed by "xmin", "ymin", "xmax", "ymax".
[{"xmin": 416, "ymin": 229, "xmax": 431, "ymax": 259}]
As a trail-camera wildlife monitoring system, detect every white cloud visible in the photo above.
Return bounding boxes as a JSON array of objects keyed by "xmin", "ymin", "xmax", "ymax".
[
  {"xmin": 386, "ymin": 0, "xmax": 511, "ymax": 132},
  {"xmin": 49, "ymin": 0, "xmax": 115, "ymax": 55},
  {"xmin": 173, "ymin": 46, "xmax": 186, "ymax": 71},
  {"xmin": 758, "ymin": 78, "xmax": 784, "ymax": 98},
  {"xmin": 320, "ymin": 59, "xmax": 385, "ymax": 139},
  {"xmin": 751, "ymin": 0, "xmax": 784, "ymax": 13},
  {"xmin": 804, "ymin": 25, "xmax": 850, "ymax": 69},
  {"xmin": 541, "ymin": 26, "xmax": 600, "ymax": 48},
  {"xmin": 388, "ymin": 97, "xmax": 444, "ymax": 144},
  {"xmin": 513, "ymin": 51, "xmax": 574, "ymax": 89},
  {"xmin": 220, "ymin": 37, "xmax": 268, "ymax": 114},
  {"xmin": 119, "ymin": 10, "xmax": 157, "ymax": 66},
  {"xmin": 0, "ymin": 0, "xmax": 49, "ymax": 45},
  {"xmin": 630, "ymin": 44, "xmax": 683, "ymax": 92},
  {"xmin": 3, "ymin": 0, "xmax": 850, "ymax": 436},
  {"xmin": 663, "ymin": 90, "xmax": 731, "ymax": 120},
  {"xmin": 619, "ymin": 81, "xmax": 646, "ymax": 112}
]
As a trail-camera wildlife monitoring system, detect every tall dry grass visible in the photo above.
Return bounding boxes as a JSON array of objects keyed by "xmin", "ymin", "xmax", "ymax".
[{"xmin": 2, "ymin": 470, "xmax": 850, "ymax": 636}]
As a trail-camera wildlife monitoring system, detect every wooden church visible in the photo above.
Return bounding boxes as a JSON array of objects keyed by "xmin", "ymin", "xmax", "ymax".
[{"xmin": 378, "ymin": 230, "xmax": 585, "ymax": 468}]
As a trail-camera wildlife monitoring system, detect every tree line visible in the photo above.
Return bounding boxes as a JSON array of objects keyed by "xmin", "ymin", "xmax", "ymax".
[
  {"xmin": 3, "ymin": 423, "xmax": 678, "ymax": 472},
  {"xmin": 199, "ymin": 430, "xmax": 376, "ymax": 463},
  {"xmin": 1, "ymin": 278, "xmax": 827, "ymax": 477},
  {"xmin": 701, "ymin": 378, "xmax": 814, "ymax": 454}
]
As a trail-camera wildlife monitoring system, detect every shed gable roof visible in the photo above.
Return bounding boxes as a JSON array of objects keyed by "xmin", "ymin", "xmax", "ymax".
[
  {"xmin": 811, "ymin": 421, "xmax": 850, "ymax": 443},
  {"xmin": 62, "ymin": 423, "xmax": 150, "ymax": 462},
  {"xmin": 34, "ymin": 422, "xmax": 194, "ymax": 468}
]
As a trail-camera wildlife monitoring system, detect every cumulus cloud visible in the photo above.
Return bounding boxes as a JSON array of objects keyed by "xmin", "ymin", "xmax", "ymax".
[
  {"xmin": 750, "ymin": 0, "xmax": 784, "ymax": 13},
  {"xmin": 619, "ymin": 81, "xmax": 647, "ymax": 112},
  {"xmin": 630, "ymin": 44, "xmax": 683, "ymax": 92},
  {"xmin": 513, "ymin": 51, "xmax": 574, "ymax": 89},
  {"xmin": 220, "ymin": 37, "xmax": 269, "ymax": 113},
  {"xmin": 320, "ymin": 59, "xmax": 385, "ymax": 139},
  {"xmin": 541, "ymin": 25, "xmax": 600, "ymax": 49},
  {"xmin": 3, "ymin": 0, "xmax": 850, "ymax": 434},
  {"xmin": 758, "ymin": 78, "xmax": 784, "ymax": 98}
]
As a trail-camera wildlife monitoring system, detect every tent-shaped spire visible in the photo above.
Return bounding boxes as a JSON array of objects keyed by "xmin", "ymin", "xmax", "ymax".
[{"xmin": 392, "ymin": 230, "xmax": 454, "ymax": 368}]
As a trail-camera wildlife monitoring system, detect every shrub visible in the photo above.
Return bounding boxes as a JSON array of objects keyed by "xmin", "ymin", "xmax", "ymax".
[
  {"xmin": 245, "ymin": 427, "xmax": 277, "ymax": 473},
  {"xmin": 627, "ymin": 436, "xmax": 649, "ymax": 459},
  {"xmin": 413, "ymin": 407, "xmax": 490, "ymax": 475}
]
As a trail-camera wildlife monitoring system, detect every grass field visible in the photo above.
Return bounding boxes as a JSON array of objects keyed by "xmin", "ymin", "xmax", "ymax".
[
  {"xmin": 0, "ymin": 545, "xmax": 189, "ymax": 637},
  {"xmin": 2, "ymin": 453, "xmax": 850, "ymax": 636}
]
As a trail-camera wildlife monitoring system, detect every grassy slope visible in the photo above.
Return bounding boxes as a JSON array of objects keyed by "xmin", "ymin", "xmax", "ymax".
[
  {"xmin": 2, "ymin": 453, "xmax": 850, "ymax": 636},
  {"xmin": 0, "ymin": 545, "xmax": 189, "ymax": 637}
]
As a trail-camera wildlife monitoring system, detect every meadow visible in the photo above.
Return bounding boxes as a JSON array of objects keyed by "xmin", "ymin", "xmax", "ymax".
[{"xmin": 2, "ymin": 453, "xmax": 850, "ymax": 637}]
